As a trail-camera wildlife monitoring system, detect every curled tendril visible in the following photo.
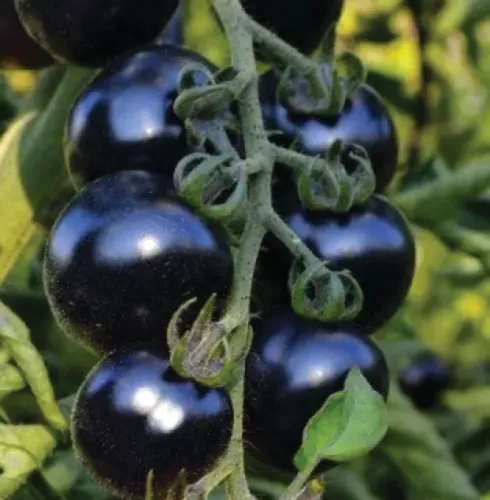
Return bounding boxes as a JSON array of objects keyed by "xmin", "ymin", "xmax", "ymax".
[
  {"xmin": 177, "ymin": 62, "xmax": 216, "ymax": 93},
  {"xmin": 277, "ymin": 52, "xmax": 365, "ymax": 118},
  {"xmin": 335, "ymin": 51, "xmax": 366, "ymax": 99},
  {"xmin": 277, "ymin": 64, "xmax": 335, "ymax": 116},
  {"xmin": 297, "ymin": 155, "xmax": 341, "ymax": 211},
  {"xmin": 345, "ymin": 143, "xmax": 376, "ymax": 204},
  {"xmin": 175, "ymin": 63, "xmax": 251, "ymax": 121},
  {"xmin": 167, "ymin": 295, "xmax": 233, "ymax": 388},
  {"xmin": 174, "ymin": 153, "xmax": 248, "ymax": 223},
  {"xmin": 289, "ymin": 260, "xmax": 363, "ymax": 322},
  {"xmin": 296, "ymin": 139, "xmax": 375, "ymax": 212}
]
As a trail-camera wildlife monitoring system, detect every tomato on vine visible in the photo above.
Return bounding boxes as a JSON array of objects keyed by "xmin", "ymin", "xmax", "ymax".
[
  {"xmin": 244, "ymin": 312, "xmax": 389, "ymax": 474},
  {"xmin": 44, "ymin": 170, "xmax": 234, "ymax": 354},
  {"xmin": 65, "ymin": 44, "xmax": 218, "ymax": 188},
  {"xmin": 14, "ymin": 0, "xmax": 178, "ymax": 66},
  {"xmin": 72, "ymin": 345, "xmax": 233, "ymax": 499},
  {"xmin": 262, "ymin": 195, "xmax": 416, "ymax": 333},
  {"xmin": 260, "ymin": 70, "xmax": 399, "ymax": 192}
]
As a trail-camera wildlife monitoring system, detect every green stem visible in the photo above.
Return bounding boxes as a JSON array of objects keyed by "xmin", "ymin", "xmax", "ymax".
[
  {"xmin": 219, "ymin": 218, "xmax": 266, "ymax": 333},
  {"xmin": 394, "ymin": 160, "xmax": 490, "ymax": 225},
  {"xmin": 211, "ymin": 0, "xmax": 274, "ymax": 498},
  {"xmin": 264, "ymin": 210, "xmax": 323, "ymax": 269},
  {"xmin": 272, "ymin": 144, "xmax": 321, "ymax": 172},
  {"xmin": 246, "ymin": 19, "xmax": 327, "ymax": 98},
  {"xmin": 280, "ymin": 462, "xmax": 317, "ymax": 500},
  {"xmin": 246, "ymin": 18, "xmax": 313, "ymax": 73}
]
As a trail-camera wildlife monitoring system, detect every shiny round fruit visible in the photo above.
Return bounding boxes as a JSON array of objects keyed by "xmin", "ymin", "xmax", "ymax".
[
  {"xmin": 240, "ymin": 0, "xmax": 344, "ymax": 56},
  {"xmin": 14, "ymin": 0, "xmax": 178, "ymax": 66},
  {"xmin": 65, "ymin": 44, "xmax": 216, "ymax": 189},
  {"xmin": 72, "ymin": 345, "xmax": 233, "ymax": 499},
  {"xmin": 260, "ymin": 70, "xmax": 398, "ymax": 192},
  {"xmin": 0, "ymin": 0, "xmax": 52, "ymax": 68},
  {"xmin": 263, "ymin": 195, "xmax": 416, "ymax": 333},
  {"xmin": 399, "ymin": 354, "xmax": 450, "ymax": 410},
  {"xmin": 44, "ymin": 171, "xmax": 233, "ymax": 354},
  {"xmin": 245, "ymin": 312, "xmax": 389, "ymax": 474}
]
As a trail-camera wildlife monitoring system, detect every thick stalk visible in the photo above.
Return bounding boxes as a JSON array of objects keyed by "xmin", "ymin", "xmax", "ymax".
[{"xmin": 211, "ymin": 0, "xmax": 274, "ymax": 498}]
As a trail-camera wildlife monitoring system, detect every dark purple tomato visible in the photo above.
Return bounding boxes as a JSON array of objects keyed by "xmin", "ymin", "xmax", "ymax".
[
  {"xmin": 14, "ymin": 0, "xmax": 177, "ymax": 66},
  {"xmin": 43, "ymin": 171, "xmax": 233, "ymax": 354},
  {"xmin": 262, "ymin": 195, "xmax": 416, "ymax": 333},
  {"xmin": 399, "ymin": 354, "xmax": 451, "ymax": 410},
  {"xmin": 240, "ymin": 0, "xmax": 344, "ymax": 56},
  {"xmin": 244, "ymin": 312, "xmax": 389, "ymax": 474},
  {"xmin": 0, "ymin": 0, "xmax": 52, "ymax": 68},
  {"xmin": 159, "ymin": 6, "xmax": 183, "ymax": 45},
  {"xmin": 72, "ymin": 345, "xmax": 233, "ymax": 499},
  {"xmin": 260, "ymin": 69, "xmax": 399, "ymax": 192},
  {"xmin": 65, "ymin": 44, "xmax": 217, "ymax": 189}
]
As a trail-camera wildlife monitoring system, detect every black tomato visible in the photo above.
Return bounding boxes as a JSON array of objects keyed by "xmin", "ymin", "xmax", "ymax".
[
  {"xmin": 14, "ymin": 0, "xmax": 177, "ymax": 67},
  {"xmin": 399, "ymin": 354, "xmax": 451, "ymax": 410},
  {"xmin": 159, "ymin": 6, "xmax": 183, "ymax": 45},
  {"xmin": 240, "ymin": 0, "xmax": 344, "ymax": 56},
  {"xmin": 0, "ymin": 0, "xmax": 52, "ymax": 68},
  {"xmin": 262, "ymin": 195, "xmax": 416, "ymax": 333},
  {"xmin": 244, "ymin": 312, "xmax": 389, "ymax": 474},
  {"xmin": 43, "ymin": 171, "xmax": 233, "ymax": 354},
  {"xmin": 72, "ymin": 345, "xmax": 233, "ymax": 499},
  {"xmin": 65, "ymin": 44, "xmax": 217, "ymax": 189},
  {"xmin": 260, "ymin": 70, "xmax": 399, "ymax": 192}
]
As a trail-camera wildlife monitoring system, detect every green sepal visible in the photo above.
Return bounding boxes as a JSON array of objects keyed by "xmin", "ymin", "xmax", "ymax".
[
  {"xmin": 174, "ymin": 153, "xmax": 248, "ymax": 223},
  {"xmin": 289, "ymin": 262, "xmax": 363, "ymax": 322},
  {"xmin": 167, "ymin": 296, "xmax": 232, "ymax": 388}
]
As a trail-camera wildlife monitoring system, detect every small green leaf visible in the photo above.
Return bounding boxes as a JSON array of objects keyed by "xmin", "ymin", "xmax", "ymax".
[
  {"xmin": 0, "ymin": 301, "xmax": 66, "ymax": 432},
  {"xmin": 0, "ymin": 424, "xmax": 57, "ymax": 498},
  {"xmin": 0, "ymin": 364, "xmax": 25, "ymax": 402},
  {"xmin": 294, "ymin": 369, "xmax": 388, "ymax": 470}
]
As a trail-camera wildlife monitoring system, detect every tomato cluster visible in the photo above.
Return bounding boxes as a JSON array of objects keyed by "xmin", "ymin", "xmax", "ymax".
[{"xmin": 10, "ymin": 0, "xmax": 417, "ymax": 497}]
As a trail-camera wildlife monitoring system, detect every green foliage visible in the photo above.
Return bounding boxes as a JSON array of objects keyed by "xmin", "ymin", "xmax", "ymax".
[
  {"xmin": 379, "ymin": 386, "xmax": 480, "ymax": 500},
  {"xmin": 0, "ymin": 302, "xmax": 66, "ymax": 432},
  {"xmin": 294, "ymin": 369, "xmax": 387, "ymax": 470},
  {"xmin": 0, "ymin": 424, "xmax": 56, "ymax": 498}
]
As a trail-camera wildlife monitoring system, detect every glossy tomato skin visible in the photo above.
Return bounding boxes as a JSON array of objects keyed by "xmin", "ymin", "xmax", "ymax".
[
  {"xmin": 260, "ymin": 70, "xmax": 398, "ymax": 192},
  {"xmin": 0, "ymin": 0, "xmax": 52, "ymax": 68},
  {"xmin": 399, "ymin": 354, "xmax": 451, "ymax": 410},
  {"xmin": 44, "ymin": 171, "xmax": 233, "ymax": 354},
  {"xmin": 262, "ymin": 195, "xmax": 416, "ymax": 333},
  {"xmin": 65, "ymin": 45, "xmax": 216, "ymax": 189},
  {"xmin": 14, "ymin": 0, "xmax": 177, "ymax": 67},
  {"xmin": 240, "ymin": 0, "xmax": 344, "ymax": 56},
  {"xmin": 72, "ymin": 345, "xmax": 233, "ymax": 499},
  {"xmin": 245, "ymin": 312, "xmax": 389, "ymax": 474}
]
